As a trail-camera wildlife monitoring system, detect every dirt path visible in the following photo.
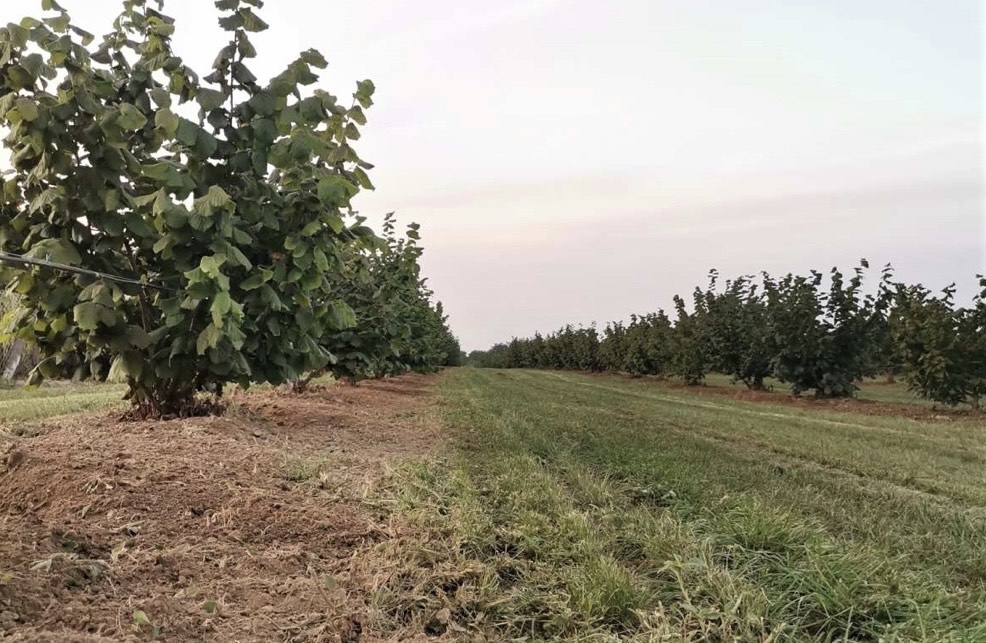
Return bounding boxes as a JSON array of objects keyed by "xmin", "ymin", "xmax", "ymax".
[
  {"xmin": 0, "ymin": 374, "xmax": 446, "ymax": 643},
  {"xmin": 588, "ymin": 372, "xmax": 980, "ymax": 422}
]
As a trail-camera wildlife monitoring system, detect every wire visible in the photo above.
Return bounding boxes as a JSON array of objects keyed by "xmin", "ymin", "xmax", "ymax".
[{"xmin": 0, "ymin": 251, "xmax": 176, "ymax": 292}]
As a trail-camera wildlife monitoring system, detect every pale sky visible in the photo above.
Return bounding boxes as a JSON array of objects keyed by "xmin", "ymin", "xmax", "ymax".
[{"xmin": 3, "ymin": 1, "xmax": 984, "ymax": 349}]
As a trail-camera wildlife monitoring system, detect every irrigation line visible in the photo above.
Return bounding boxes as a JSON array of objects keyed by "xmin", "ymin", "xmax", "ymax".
[{"xmin": 0, "ymin": 251, "xmax": 176, "ymax": 292}]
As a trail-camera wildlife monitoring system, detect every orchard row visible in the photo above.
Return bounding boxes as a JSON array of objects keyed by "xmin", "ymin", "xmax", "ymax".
[{"xmin": 471, "ymin": 264, "xmax": 986, "ymax": 408}]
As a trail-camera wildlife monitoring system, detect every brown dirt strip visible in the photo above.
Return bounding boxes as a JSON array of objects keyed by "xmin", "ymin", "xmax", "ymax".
[
  {"xmin": 587, "ymin": 372, "xmax": 981, "ymax": 422},
  {"xmin": 0, "ymin": 373, "xmax": 453, "ymax": 643}
]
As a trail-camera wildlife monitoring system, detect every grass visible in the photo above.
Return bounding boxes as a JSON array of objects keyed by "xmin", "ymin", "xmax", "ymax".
[
  {"xmin": 0, "ymin": 381, "xmax": 127, "ymax": 425},
  {"xmin": 368, "ymin": 368, "xmax": 986, "ymax": 642}
]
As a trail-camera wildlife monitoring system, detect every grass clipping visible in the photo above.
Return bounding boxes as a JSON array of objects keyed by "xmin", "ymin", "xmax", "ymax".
[{"xmin": 359, "ymin": 453, "xmax": 984, "ymax": 642}]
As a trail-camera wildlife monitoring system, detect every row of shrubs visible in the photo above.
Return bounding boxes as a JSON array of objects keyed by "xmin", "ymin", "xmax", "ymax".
[{"xmin": 469, "ymin": 263, "xmax": 986, "ymax": 408}]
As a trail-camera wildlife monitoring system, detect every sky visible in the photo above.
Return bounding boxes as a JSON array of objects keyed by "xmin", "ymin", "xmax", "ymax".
[{"xmin": 2, "ymin": 0, "xmax": 984, "ymax": 350}]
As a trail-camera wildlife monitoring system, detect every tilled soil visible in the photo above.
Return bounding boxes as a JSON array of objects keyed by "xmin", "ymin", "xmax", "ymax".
[{"xmin": 0, "ymin": 374, "xmax": 446, "ymax": 643}]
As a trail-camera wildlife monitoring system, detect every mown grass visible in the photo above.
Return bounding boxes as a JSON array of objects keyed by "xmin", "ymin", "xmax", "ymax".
[
  {"xmin": 0, "ymin": 382, "xmax": 127, "ymax": 425},
  {"xmin": 368, "ymin": 369, "xmax": 986, "ymax": 641}
]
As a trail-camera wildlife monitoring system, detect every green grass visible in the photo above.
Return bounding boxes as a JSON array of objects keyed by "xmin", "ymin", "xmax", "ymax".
[
  {"xmin": 370, "ymin": 369, "xmax": 986, "ymax": 642},
  {"xmin": 0, "ymin": 381, "xmax": 127, "ymax": 424}
]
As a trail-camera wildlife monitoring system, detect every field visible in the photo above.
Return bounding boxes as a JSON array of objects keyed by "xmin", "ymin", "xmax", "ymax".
[{"xmin": 1, "ymin": 370, "xmax": 985, "ymax": 641}]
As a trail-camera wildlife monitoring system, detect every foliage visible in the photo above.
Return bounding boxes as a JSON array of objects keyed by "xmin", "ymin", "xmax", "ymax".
[
  {"xmin": 0, "ymin": 0, "xmax": 458, "ymax": 415},
  {"xmin": 320, "ymin": 214, "xmax": 460, "ymax": 384},
  {"xmin": 473, "ymin": 262, "xmax": 982, "ymax": 406},
  {"xmin": 761, "ymin": 262, "xmax": 879, "ymax": 397},
  {"xmin": 598, "ymin": 312, "xmax": 672, "ymax": 376},
  {"xmin": 694, "ymin": 272, "xmax": 771, "ymax": 390},
  {"xmin": 669, "ymin": 293, "xmax": 707, "ymax": 385},
  {"xmin": 473, "ymin": 325, "xmax": 601, "ymax": 372},
  {"xmin": 891, "ymin": 278, "xmax": 986, "ymax": 408}
]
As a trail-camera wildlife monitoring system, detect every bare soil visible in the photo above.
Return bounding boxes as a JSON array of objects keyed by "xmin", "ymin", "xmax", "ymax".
[
  {"xmin": 667, "ymin": 382, "xmax": 980, "ymax": 421},
  {"xmin": 0, "ymin": 374, "xmax": 447, "ymax": 643},
  {"xmin": 590, "ymin": 373, "xmax": 981, "ymax": 421}
]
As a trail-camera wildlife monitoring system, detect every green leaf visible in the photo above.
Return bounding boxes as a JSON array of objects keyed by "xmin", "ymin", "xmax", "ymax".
[
  {"xmin": 317, "ymin": 176, "xmax": 357, "ymax": 206},
  {"xmin": 5, "ymin": 65, "xmax": 34, "ymax": 90},
  {"xmin": 237, "ymin": 32, "xmax": 257, "ymax": 58},
  {"xmin": 103, "ymin": 189, "xmax": 121, "ymax": 212},
  {"xmin": 194, "ymin": 128, "xmax": 218, "ymax": 158},
  {"xmin": 149, "ymin": 87, "xmax": 172, "ymax": 108},
  {"xmin": 69, "ymin": 25, "xmax": 95, "ymax": 45},
  {"xmin": 355, "ymin": 79, "xmax": 375, "ymax": 109},
  {"xmin": 325, "ymin": 214, "xmax": 344, "ymax": 234},
  {"xmin": 154, "ymin": 108, "xmax": 179, "ymax": 136},
  {"xmin": 239, "ymin": 270, "xmax": 271, "ymax": 291},
  {"xmin": 73, "ymin": 302, "xmax": 101, "ymax": 331},
  {"xmin": 251, "ymin": 118, "xmax": 277, "ymax": 143},
  {"xmin": 239, "ymin": 8, "xmax": 269, "ymax": 32},
  {"xmin": 248, "ymin": 91, "xmax": 276, "ymax": 117},
  {"xmin": 327, "ymin": 301, "xmax": 357, "ymax": 330},
  {"xmin": 297, "ymin": 96, "xmax": 325, "ymax": 122},
  {"xmin": 353, "ymin": 167, "xmax": 374, "ymax": 190},
  {"xmin": 15, "ymin": 98, "xmax": 39, "ymax": 122},
  {"xmin": 226, "ymin": 244, "xmax": 252, "ymax": 270},
  {"xmin": 118, "ymin": 104, "xmax": 148, "ymax": 131},
  {"xmin": 109, "ymin": 352, "xmax": 143, "ymax": 381},
  {"xmin": 196, "ymin": 323, "xmax": 222, "ymax": 354},
  {"xmin": 44, "ymin": 13, "xmax": 70, "ymax": 32},
  {"xmin": 211, "ymin": 291, "xmax": 232, "ymax": 325},
  {"xmin": 152, "ymin": 236, "xmax": 170, "ymax": 254},
  {"xmin": 300, "ymin": 49, "xmax": 328, "ymax": 69},
  {"xmin": 50, "ymin": 315, "xmax": 68, "ymax": 333},
  {"xmin": 125, "ymin": 326, "xmax": 152, "ymax": 349},
  {"xmin": 209, "ymin": 186, "xmax": 233, "ymax": 209},
  {"xmin": 141, "ymin": 162, "xmax": 184, "ymax": 188},
  {"xmin": 196, "ymin": 88, "xmax": 226, "ymax": 111},
  {"xmin": 125, "ymin": 212, "xmax": 156, "ymax": 238},
  {"xmin": 348, "ymin": 105, "xmax": 366, "ymax": 126},
  {"xmin": 217, "ymin": 13, "xmax": 244, "ymax": 30},
  {"xmin": 269, "ymin": 68, "xmax": 297, "ymax": 97},
  {"xmin": 200, "ymin": 255, "xmax": 226, "ymax": 277},
  {"xmin": 4, "ymin": 24, "xmax": 29, "ymax": 48},
  {"xmin": 26, "ymin": 239, "xmax": 82, "ymax": 265},
  {"xmin": 232, "ymin": 62, "xmax": 257, "ymax": 85},
  {"xmin": 313, "ymin": 248, "xmax": 329, "ymax": 271},
  {"xmin": 175, "ymin": 118, "xmax": 200, "ymax": 147}
]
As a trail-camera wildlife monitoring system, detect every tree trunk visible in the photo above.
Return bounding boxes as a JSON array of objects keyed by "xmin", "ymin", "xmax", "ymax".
[
  {"xmin": 1, "ymin": 340, "xmax": 25, "ymax": 381},
  {"xmin": 286, "ymin": 373, "xmax": 316, "ymax": 394}
]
